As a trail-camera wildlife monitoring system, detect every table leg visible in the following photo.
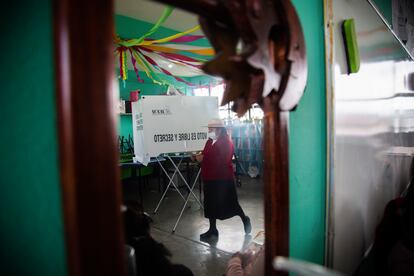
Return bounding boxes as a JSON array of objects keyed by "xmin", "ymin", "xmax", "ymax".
[
  {"xmin": 172, "ymin": 169, "xmax": 201, "ymax": 232},
  {"xmin": 158, "ymin": 163, "xmax": 162, "ymax": 193},
  {"xmin": 167, "ymin": 156, "xmax": 203, "ymax": 209},
  {"xmin": 138, "ymin": 167, "xmax": 143, "ymax": 206},
  {"xmin": 186, "ymin": 161, "xmax": 190, "ymax": 193},
  {"xmin": 153, "ymin": 158, "xmax": 186, "ymax": 214},
  {"xmin": 199, "ymin": 167, "xmax": 202, "ymax": 204}
]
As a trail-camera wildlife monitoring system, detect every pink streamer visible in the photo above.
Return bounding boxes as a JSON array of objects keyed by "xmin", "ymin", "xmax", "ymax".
[
  {"xmin": 143, "ymin": 35, "xmax": 204, "ymax": 43},
  {"xmin": 159, "ymin": 67, "xmax": 195, "ymax": 86},
  {"xmin": 159, "ymin": 52, "xmax": 203, "ymax": 64},
  {"xmin": 158, "ymin": 53, "xmax": 202, "ymax": 69},
  {"xmin": 140, "ymin": 47, "xmax": 201, "ymax": 62},
  {"xmin": 140, "ymin": 52, "xmax": 158, "ymax": 66},
  {"xmin": 128, "ymin": 49, "xmax": 144, "ymax": 83},
  {"xmin": 139, "ymin": 47, "xmax": 202, "ymax": 69},
  {"xmin": 138, "ymin": 50, "xmax": 195, "ymax": 86},
  {"xmin": 168, "ymin": 35, "xmax": 205, "ymax": 43},
  {"xmin": 118, "ymin": 48, "xmax": 124, "ymax": 79}
]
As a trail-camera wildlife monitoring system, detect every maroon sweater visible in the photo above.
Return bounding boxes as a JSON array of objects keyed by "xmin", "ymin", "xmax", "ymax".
[{"xmin": 201, "ymin": 134, "xmax": 234, "ymax": 181}]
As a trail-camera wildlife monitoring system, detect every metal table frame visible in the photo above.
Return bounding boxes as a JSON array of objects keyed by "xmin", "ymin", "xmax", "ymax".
[{"xmin": 153, "ymin": 154, "xmax": 203, "ymax": 232}]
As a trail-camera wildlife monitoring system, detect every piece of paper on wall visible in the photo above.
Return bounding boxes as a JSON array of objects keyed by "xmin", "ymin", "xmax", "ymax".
[
  {"xmin": 118, "ymin": 99, "xmax": 126, "ymax": 114},
  {"xmin": 132, "ymin": 96, "xmax": 219, "ymax": 165}
]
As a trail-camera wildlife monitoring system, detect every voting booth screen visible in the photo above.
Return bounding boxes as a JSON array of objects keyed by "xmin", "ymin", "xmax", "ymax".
[{"xmin": 132, "ymin": 96, "xmax": 219, "ymax": 165}]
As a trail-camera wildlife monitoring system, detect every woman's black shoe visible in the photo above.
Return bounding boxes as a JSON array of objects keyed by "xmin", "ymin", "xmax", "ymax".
[
  {"xmin": 243, "ymin": 216, "xmax": 252, "ymax": 234},
  {"xmin": 200, "ymin": 229, "xmax": 219, "ymax": 241}
]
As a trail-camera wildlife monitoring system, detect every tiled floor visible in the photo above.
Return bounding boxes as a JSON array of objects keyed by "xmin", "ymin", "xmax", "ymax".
[{"xmin": 123, "ymin": 174, "xmax": 264, "ymax": 276}]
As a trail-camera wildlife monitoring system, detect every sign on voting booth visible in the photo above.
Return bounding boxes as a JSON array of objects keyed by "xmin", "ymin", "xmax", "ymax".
[{"xmin": 132, "ymin": 96, "xmax": 219, "ymax": 165}]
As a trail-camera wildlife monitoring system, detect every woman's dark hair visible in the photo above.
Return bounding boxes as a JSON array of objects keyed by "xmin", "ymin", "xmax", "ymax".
[
  {"xmin": 122, "ymin": 200, "xmax": 194, "ymax": 276},
  {"xmin": 123, "ymin": 200, "xmax": 152, "ymax": 241}
]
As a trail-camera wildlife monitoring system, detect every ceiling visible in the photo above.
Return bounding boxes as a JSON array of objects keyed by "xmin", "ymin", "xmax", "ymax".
[{"xmin": 115, "ymin": 0, "xmax": 201, "ymax": 33}]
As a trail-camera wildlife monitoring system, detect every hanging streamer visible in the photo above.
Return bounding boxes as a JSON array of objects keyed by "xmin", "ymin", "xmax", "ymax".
[
  {"xmin": 168, "ymin": 35, "xmax": 205, "ymax": 43},
  {"xmin": 140, "ymin": 46, "xmax": 206, "ymax": 63},
  {"xmin": 118, "ymin": 7, "xmax": 174, "ymax": 47},
  {"xmin": 119, "ymin": 48, "xmax": 124, "ymax": 80},
  {"xmin": 142, "ymin": 44, "xmax": 214, "ymax": 56},
  {"xmin": 121, "ymin": 49, "xmax": 127, "ymax": 80},
  {"xmin": 129, "ymin": 49, "xmax": 144, "ymax": 83},
  {"xmin": 114, "ymin": 7, "xmax": 214, "ymax": 86},
  {"xmin": 143, "ymin": 50, "xmax": 203, "ymax": 72},
  {"xmin": 139, "ymin": 25, "xmax": 201, "ymax": 45},
  {"xmin": 132, "ymin": 50, "xmax": 164, "ymax": 86},
  {"xmin": 138, "ymin": 50, "xmax": 195, "ymax": 86}
]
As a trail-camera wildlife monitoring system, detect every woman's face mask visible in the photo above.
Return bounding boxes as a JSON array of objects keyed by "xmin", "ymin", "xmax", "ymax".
[{"xmin": 207, "ymin": 130, "xmax": 216, "ymax": 140}]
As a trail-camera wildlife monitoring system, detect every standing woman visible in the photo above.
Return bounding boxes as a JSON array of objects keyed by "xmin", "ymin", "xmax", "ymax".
[{"xmin": 195, "ymin": 118, "xmax": 251, "ymax": 240}]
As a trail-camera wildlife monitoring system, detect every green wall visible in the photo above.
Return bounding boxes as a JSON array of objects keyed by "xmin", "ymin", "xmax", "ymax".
[
  {"xmin": 0, "ymin": 1, "xmax": 67, "ymax": 275},
  {"xmin": 289, "ymin": 0, "xmax": 326, "ymax": 264}
]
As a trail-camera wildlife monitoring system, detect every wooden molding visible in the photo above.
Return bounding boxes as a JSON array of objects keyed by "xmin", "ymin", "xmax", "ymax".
[
  {"xmin": 263, "ymin": 96, "xmax": 290, "ymax": 276},
  {"xmin": 53, "ymin": 0, "xmax": 126, "ymax": 275}
]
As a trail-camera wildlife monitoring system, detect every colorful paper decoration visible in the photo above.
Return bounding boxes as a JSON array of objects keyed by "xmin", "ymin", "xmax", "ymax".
[{"xmin": 114, "ymin": 7, "xmax": 215, "ymax": 88}]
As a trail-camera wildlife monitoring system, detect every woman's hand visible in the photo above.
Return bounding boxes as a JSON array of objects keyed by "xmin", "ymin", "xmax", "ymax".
[
  {"xmin": 195, "ymin": 154, "xmax": 203, "ymax": 162},
  {"xmin": 191, "ymin": 151, "xmax": 203, "ymax": 162}
]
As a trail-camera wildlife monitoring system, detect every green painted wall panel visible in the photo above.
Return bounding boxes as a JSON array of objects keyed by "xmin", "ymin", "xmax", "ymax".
[
  {"xmin": 120, "ymin": 115, "xmax": 133, "ymax": 139},
  {"xmin": 289, "ymin": 0, "xmax": 326, "ymax": 264},
  {"xmin": 0, "ymin": 1, "xmax": 67, "ymax": 275},
  {"xmin": 118, "ymin": 70, "xmax": 168, "ymax": 100}
]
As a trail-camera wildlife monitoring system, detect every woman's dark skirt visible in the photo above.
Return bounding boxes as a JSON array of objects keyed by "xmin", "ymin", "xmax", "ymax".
[{"xmin": 203, "ymin": 180, "xmax": 244, "ymax": 220}]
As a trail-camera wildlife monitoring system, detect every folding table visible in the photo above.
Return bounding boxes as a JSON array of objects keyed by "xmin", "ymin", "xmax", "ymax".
[{"xmin": 153, "ymin": 154, "xmax": 203, "ymax": 232}]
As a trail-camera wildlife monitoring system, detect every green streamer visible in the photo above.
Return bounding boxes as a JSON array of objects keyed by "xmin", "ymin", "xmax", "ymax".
[{"xmin": 119, "ymin": 7, "xmax": 174, "ymax": 47}]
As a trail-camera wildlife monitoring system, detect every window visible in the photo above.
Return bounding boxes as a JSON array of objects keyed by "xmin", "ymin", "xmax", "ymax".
[
  {"xmin": 193, "ymin": 87, "xmax": 209, "ymax": 97},
  {"xmin": 210, "ymin": 83, "xmax": 224, "ymax": 104},
  {"xmin": 193, "ymin": 84, "xmax": 264, "ymax": 123}
]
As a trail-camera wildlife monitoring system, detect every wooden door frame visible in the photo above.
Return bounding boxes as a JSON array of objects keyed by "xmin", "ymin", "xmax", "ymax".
[
  {"xmin": 53, "ymin": 0, "xmax": 289, "ymax": 275},
  {"xmin": 54, "ymin": 0, "xmax": 126, "ymax": 275}
]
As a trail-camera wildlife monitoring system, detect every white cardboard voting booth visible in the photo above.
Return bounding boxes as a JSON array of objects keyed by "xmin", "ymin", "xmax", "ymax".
[
  {"xmin": 132, "ymin": 95, "xmax": 219, "ymax": 165},
  {"xmin": 131, "ymin": 95, "xmax": 219, "ymax": 232}
]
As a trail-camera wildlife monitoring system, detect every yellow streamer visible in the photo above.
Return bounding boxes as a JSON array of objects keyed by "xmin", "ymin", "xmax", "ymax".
[
  {"xmin": 139, "ymin": 25, "xmax": 201, "ymax": 46},
  {"xmin": 120, "ymin": 50, "xmax": 124, "ymax": 80},
  {"xmin": 121, "ymin": 50, "xmax": 127, "ymax": 80},
  {"xmin": 132, "ymin": 51, "xmax": 163, "ymax": 85},
  {"xmin": 124, "ymin": 53, "xmax": 128, "ymax": 80},
  {"xmin": 143, "ymin": 45, "xmax": 215, "ymax": 56}
]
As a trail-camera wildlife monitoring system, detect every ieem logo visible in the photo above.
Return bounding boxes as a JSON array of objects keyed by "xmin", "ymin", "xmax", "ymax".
[{"xmin": 151, "ymin": 106, "xmax": 172, "ymax": 115}]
